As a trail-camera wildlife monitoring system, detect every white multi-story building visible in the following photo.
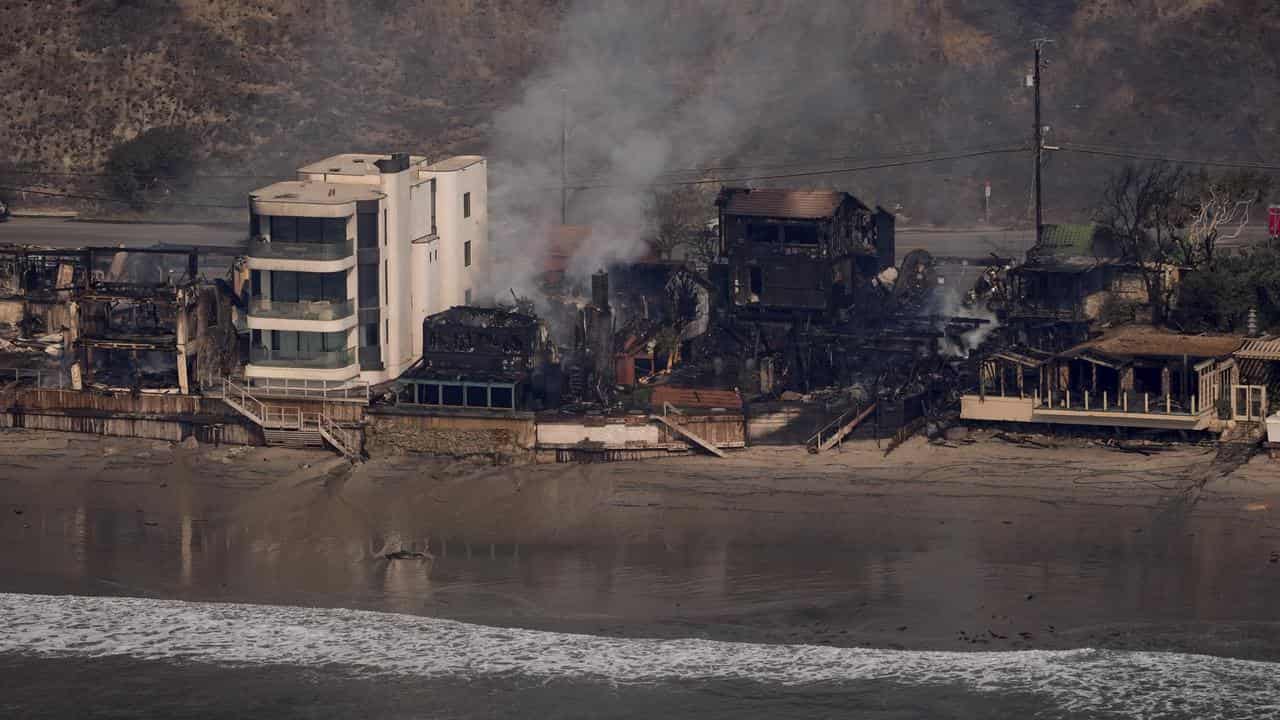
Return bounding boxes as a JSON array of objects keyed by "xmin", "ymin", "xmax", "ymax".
[{"xmin": 245, "ymin": 152, "xmax": 487, "ymax": 388}]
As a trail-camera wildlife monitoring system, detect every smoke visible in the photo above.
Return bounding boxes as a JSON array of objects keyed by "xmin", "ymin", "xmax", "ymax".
[
  {"xmin": 930, "ymin": 263, "xmax": 999, "ymax": 357},
  {"xmin": 484, "ymin": 0, "xmax": 896, "ymax": 305}
]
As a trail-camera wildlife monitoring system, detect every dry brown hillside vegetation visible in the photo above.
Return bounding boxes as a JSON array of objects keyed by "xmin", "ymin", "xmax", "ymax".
[{"xmin": 0, "ymin": 0, "xmax": 1276, "ymax": 223}]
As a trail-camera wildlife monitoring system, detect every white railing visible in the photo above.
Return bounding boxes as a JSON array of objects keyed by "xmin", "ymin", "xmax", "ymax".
[
  {"xmin": 245, "ymin": 376, "xmax": 369, "ymax": 403},
  {"xmin": 223, "ymin": 377, "xmax": 269, "ymax": 425},
  {"xmin": 1033, "ymin": 389, "xmax": 1205, "ymax": 417},
  {"xmin": 318, "ymin": 410, "xmax": 361, "ymax": 459}
]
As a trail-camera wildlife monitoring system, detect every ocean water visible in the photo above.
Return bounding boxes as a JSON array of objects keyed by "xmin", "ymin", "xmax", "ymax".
[{"xmin": 2, "ymin": 592, "xmax": 1278, "ymax": 719}]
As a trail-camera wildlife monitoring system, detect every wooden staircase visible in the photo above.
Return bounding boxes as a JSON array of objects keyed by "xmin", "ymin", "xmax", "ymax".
[
  {"xmin": 218, "ymin": 378, "xmax": 362, "ymax": 460},
  {"xmin": 807, "ymin": 403, "xmax": 877, "ymax": 453},
  {"xmin": 650, "ymin": 412, "xmax": 726, "ymax": 458}
]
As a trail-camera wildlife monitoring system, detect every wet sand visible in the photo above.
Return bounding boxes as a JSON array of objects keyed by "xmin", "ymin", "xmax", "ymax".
[{"xmin": 2, "ymin": 427, "xmax": 1279, "ymax": 660}]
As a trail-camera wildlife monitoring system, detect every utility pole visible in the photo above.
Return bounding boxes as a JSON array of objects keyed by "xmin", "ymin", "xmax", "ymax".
[
  {"xmin": 560, "ymin": 87, "xmax": 568, "ymax": 226},
  {"xmin": 1031, "ymin": 39, "xmax": 1051, "ymax": 248}
]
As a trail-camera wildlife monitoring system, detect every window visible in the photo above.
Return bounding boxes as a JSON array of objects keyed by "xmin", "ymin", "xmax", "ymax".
[
  {"xmin": 363, "ymin": 323, "xmax": 378, "ymax": 347},
  {"xmin": 357, "ymin": 212, "xmax": 378, "ymax": 249},
  {"xmin": 250, "ymin": 270, "xmax": 262, "ymax": 296},
  {"xmin": 397, "ymin": 383, "xmax": 414, "ymax": 403},
  {"xmin": 250, "ymin": 213, "xmax": 261, "ymax": 238},
  {"xmin": 270, "ymin": 216, "xmax": 297, "ymax": 242},
  {"xmin": 490, "ymin": 386, "xmax": 514, "ymax": 409},
  {"xmin": 268, "ymin": 271, "xmax": 345, "ymax": 303},
  {"xmin": 384, "ymin": 318, "xmax": 389, "ymax": 344},
  {"xmin": 417, "ymin": 383, "xmax": 439, "ymax": 405},
  {"xmin": 466, "ymin": 385, "xmax": 487, "ymax": 407},
  {"xmin": 297, "ymin": 217, "xmax": 324, "ymax": 243},
  {"xmin": 746, "ymin": 223, "xmax": 777, "ymax": 245},
  {"xmin": 464, "ymin": 289, "xmax": 472, "ymax": 305},
  {"xmin": 358, "ymin": 263, "xmax": 378, "ymax": 306},
  {"xmin": 442, "ymin": 384, "xmax": 464, "ymax": 406},
  {"xmin": 749, "ymin": 266, "xmax": 763, "ymax": 296},
  {"xmin": 783, "ymin": 225, "xmax": 819, "ymax": 246},
  {"xmin": 463, "ymin": 192, "xmax": 471, "ymax": 218},
  {"xmin": 267, "ymin": 216, "xmax": 344, "ymax": 244},
  {"xmin": 464, "ymin": 241, "xmax": 472, "ymax": 268},
  {"xmin": 383, "ymin": 260, "xmax": 388, "ymax": 305}
]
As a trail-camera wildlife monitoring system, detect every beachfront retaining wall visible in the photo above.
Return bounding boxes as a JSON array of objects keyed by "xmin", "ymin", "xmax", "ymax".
[
  {"xmin": 363, "ymin": 406, "xmax": 536, "ymax": 460},
  {"xmin": 746, "ymin": 402, "xmax": 832, "ymax": 445},
  {"xmin": 1, "ymin": 388, "xmax": 261, "ymax": 445}
]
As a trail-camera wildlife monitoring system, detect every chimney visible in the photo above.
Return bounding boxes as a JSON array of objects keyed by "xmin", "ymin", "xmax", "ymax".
[
  {"xmin": 591, "ymin": 270, "xmax": 610, "ymax": 311},
  {"xmin": 375, "ymin": 152, "xmax": 411, "ymax": 174}
]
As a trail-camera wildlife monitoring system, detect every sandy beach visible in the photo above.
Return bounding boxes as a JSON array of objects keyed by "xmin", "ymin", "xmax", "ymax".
[{"xmin": 2, "ymin": 427, "xmax": 1279, "ymax": 661}]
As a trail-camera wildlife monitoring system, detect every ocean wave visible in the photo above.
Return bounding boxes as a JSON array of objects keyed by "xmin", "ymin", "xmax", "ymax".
[{"xmin": 2, "ymin": 592, "xmax": 1277, "ymax": 718}]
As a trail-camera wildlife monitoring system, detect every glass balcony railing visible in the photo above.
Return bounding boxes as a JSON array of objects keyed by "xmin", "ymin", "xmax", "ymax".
[
  {"xmin": 246, "ymin": 238, "xmax": 355, "ymax": 262},
  {"xmin": 249, "ymin": 347, "xmax": 357, "ymax": 369},
  {"xmin": 248, "ymin": 298, "xmax": 355, "ymax": 321}
]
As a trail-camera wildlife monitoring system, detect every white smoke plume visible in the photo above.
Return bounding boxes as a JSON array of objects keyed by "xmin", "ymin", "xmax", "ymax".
[{"xmin": 483, "ymin": 0, "xmax": 891, "ymax": 305}]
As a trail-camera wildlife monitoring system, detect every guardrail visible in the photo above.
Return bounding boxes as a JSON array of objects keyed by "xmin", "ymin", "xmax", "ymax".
[
  {"xmin": 248, "ymin": 347, "xmax": 356, "ymax": 370},
  {"xmin": 247, "ymin": 298, "xmax": 355, "ymax": 322},
  {"xmin": 1035, "ymin": 389, "xmax": 1203, "ymax": 416},
  {"xmin": 246, "ymin": 239, "xmax": 354, "ymax": 262},
  {"xmin": 244, "ymin": 376, "xmax": 369, "ymax": 402}
]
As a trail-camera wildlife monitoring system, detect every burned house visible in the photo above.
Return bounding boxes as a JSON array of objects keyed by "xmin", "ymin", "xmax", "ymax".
[
  {"xmin": 394, "ymin": 306, "xmax": 552, "ymax": 411},
  {"xmin": 0, "ymin": 248, "xmax": 85, "ymax": 340},
  {"xmin": 715, "ymin": 187, "xmax": 895, "ymax": 319},
  {"xmin": 1007, "ymin": 224, "xmax": 1161, "ymax": 348},
  {"xmin": 73, "ymin": 248, "xmax": 237, "ymax": 394}
]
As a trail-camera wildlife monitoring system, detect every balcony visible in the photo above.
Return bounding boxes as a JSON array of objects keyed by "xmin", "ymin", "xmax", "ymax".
[
  {"xmin": 248, "ymin": 298, "xmax": 355, "ymax": 322},
  {"xmin": 249, "ymin": 346, "xmax": 357, "ymax": 370},
  {"xmin": 247, "ymin": 238, "xmax": 355, "ymax": 262}
]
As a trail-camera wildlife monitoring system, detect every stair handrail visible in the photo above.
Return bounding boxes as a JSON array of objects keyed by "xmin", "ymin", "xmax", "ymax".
[
  {"xmin": 223, "ymin": 377, "xmax": 267, "ymax": 425},
  {"xmin": 807, "ymin": 404, "xmax": 858, "ymax": 450},
  {"xmin": 318, "ymin": 409, "xmax": 361, "ymax": 459}
]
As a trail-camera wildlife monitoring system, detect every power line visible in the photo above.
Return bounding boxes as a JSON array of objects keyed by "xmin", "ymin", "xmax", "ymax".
[
  {"xmin": 0, "ymin": 185, "xmax": 242, "ymax": 210},
  {"xmin": 560, "ymin": 139, "xmax": 1028, "ymax": 186},
  {"xmin": 1056, "ymin": 143, "xmax": 1280, "ymax": 172},
  {"xmin": 563, "ymin": 145, "xmax": 1031, "ymax": 190},
  {"xmin": 0, "ymin": 168, "xmax": 286, "ymax": 180}
]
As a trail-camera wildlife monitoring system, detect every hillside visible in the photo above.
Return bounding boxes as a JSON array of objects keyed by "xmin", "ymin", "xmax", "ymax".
[{"xmin": 1, "ymin": 0, "xmax": 1277, "ymax": 225}]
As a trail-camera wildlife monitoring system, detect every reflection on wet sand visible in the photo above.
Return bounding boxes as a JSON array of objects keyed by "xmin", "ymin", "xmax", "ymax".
[{"xmin": 2, "ymin": 430, "xmax": 1280, "ymax": 658}]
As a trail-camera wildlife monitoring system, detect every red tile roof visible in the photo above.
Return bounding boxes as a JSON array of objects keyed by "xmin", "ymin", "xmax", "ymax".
[
  {"xmin": 720, "ymin": 188, "xmax": 855, "ymax": 219},
  {"xmin": 650, "ymin": 386, "xmax": 743, "ymax": 411}
]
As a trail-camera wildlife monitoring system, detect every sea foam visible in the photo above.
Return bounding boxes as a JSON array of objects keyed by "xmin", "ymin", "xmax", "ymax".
[{"xmin": 1, "ymin": 592, "xmax": 1277, "ymax": 718}]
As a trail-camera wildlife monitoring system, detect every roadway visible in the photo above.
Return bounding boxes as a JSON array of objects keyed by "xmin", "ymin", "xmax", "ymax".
[
  {"xmin": 0, "ymin": 217, "xmax": 1270, "ymax": 261},
  {"xmin": 0, "ymin": 217, "xmax": 245, "ymax": 251}
]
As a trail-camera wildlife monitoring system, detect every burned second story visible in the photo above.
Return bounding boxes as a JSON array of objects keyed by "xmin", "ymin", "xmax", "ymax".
[
  {"xmin": 715, "ymin": 187, "xmax": 895, "ymax": 317},
  {"xmin": 392, "ymin": 306, "xmax": 552, "ymax": 412}
]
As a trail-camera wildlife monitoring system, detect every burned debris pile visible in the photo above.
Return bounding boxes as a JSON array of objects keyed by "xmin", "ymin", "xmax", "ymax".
[
  {"xmin": 0, "ymin": 245, "xmax": 239, "ymax": 395},
  {"xmin": 382, "ymin": 186, "xmax": 1007, "ymax": 443}
]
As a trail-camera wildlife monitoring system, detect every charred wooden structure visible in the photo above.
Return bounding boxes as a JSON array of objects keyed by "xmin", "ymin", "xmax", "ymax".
[
  {"xmin": 74, "ymin": 248, "xmax": 236, "ymax": 394},
  {"xmin": 714, "ymin": 187, "xmax": 895, "ymax": 320},
  {"xmin": 395, "ymin": 305, "xmax": 554, "ymax": 411}
]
